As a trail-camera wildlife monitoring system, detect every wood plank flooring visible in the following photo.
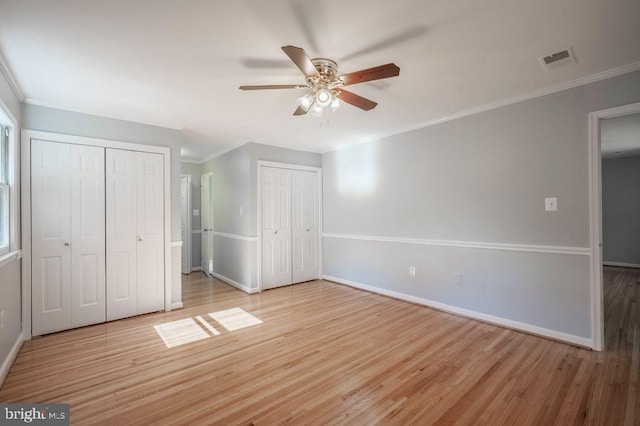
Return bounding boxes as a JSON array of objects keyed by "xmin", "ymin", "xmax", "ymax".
[{"xmin": 1, "ymin": 267, "xmax": 639, "ymax": 424}]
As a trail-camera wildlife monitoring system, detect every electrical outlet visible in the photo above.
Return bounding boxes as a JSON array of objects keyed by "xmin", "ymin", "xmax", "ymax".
[
  {"xmin": 409, "ymin": 266, "xmax": 416, "ymax": 276},
  {"xmin": 0, "ymin": 310, "xmax": 4, "ymax": 328},
  {"xmin": 453, "ymin": 273, "xmax": 462, "ymax": 285}
]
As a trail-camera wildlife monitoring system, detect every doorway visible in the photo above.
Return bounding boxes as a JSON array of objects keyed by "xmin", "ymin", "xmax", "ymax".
[{"xmin": 589, "ymin": 102, "xmax": 640, "ymax": 351}]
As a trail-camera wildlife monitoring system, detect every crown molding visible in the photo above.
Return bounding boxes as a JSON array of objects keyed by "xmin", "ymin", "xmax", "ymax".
[{"xmin": 0, "ymin": 51, "xmax": 25, "ymax": 102}]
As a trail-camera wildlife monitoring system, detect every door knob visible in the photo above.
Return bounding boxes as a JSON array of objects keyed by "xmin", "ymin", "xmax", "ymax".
[
  {"xmin": 306, "ymin": 229, "xmax": 310, "ymax": 232},
  {"xmin": 64, "ymin": 242, "xmax": 70, "ymax": 247},
  {"xmin": 137, "ymin": 236, "xmax": 143, "ymax": 242},
  {"xmin": 274, "ymin": 229, "xmax": 278, "ymax": 234}
]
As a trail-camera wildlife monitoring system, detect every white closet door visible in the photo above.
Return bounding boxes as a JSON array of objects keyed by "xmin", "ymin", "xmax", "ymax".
[
  {"xmin": 106, "ymin": 149, "xmax": 138, "ymax": 320},
  {"xmin": 70, "ymin": 145, "xmax": 106, "ymax": 328},
  {"xmin": 136, "ymin": 152, "xmax": 164, "ymax": 315},
  {"xmin": 292, "ymin": 170, "xmax": 320, "ymax": 283},
  {"xmin": 31, "ymin": 140, "xmax": 72, "ymax": 335},
  {"xmin": 261, "ymin": 166, "xmax": 292, "ymax": 289}
]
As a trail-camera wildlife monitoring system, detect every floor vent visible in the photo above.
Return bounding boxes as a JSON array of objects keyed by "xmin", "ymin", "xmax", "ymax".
[{"xmin": 539, "ymin": 48, "xmax": 576, "ymax": 71}]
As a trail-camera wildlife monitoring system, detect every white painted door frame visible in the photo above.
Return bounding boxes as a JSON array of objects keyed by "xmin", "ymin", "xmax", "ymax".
[
  {"xmin": 180, "ymin": 174, "xmax": 192, "ymax": 274},
  {"xmin": 21, "ymin": 129, "xmax": 173, "ymax": 340},
  {"xmin": 257, "ymin": 161, "xmax": 322, "ymax": 291},
  {"xmin": 201, "ymin": 172, "xmax": 214, "ymax": 276},
  {"xmin": 588, "ymin": 101, "xmax": 640, "ymax": 352}
]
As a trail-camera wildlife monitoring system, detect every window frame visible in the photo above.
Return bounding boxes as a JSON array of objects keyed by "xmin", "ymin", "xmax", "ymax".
[{"xmin": 0, "ymin": 101, "xmax": 17, "ymax": 261}]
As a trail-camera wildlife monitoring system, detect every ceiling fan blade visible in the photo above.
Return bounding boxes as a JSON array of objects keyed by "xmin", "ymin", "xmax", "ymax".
[
  {"xmin": 239, "ymin": 84, "xmax": 306, "ymax": 90},
  {"xmin": 336, "ymin": 89, "xmax": 377, "ymax": 111},
  {"xmin": 281, "ymin": 45, "xmax": 319, "ymax": 78},
  {"xmin": 339, "ymin": 63, "xmax": 400, "ymax": 86},
  {"xmin": 293, "ymin": 105, "xmax": 309, "ymax": 116}
]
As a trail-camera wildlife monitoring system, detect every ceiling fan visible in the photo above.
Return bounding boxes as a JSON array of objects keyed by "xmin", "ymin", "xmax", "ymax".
[{"xmin": 239, "ymin": 45, "xmax": 400, "ymax": 116}]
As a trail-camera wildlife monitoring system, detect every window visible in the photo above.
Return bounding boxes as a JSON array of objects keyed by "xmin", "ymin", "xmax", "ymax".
[{"xmin": 0, "ymin": 124, "xmax": 9, "ymax": 255}]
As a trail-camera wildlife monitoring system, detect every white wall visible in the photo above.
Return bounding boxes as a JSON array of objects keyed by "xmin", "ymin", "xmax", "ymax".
[
  {"xmin": 322, "ymin": 69, "xmax": 640, "ymax": 345},
  {"xmin": 602, "ymin": 155, "xmax": 640, "ymax": 266}
]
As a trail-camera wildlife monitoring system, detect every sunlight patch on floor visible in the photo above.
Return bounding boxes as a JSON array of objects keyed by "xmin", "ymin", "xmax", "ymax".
[
  {"xmin": 154, "ymin": 308, "xmax": 262, "ymax": 348},
  {"xmin": 208, "ymin": 307, "xmax": 263, "ymax": 331},
  {"xmin": 154, "ymin": 318, "xmax": 210, "ymax": 348}
]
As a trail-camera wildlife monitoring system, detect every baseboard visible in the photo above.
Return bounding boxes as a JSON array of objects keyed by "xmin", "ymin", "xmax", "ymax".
[
  {"xmin": 0, "ymin": 332, "xmax": 24, "ymax": 389},
  {"xmin": 191, "ymin": 266, "xmax": 202, "ymax": 272},
  {"xmin": 323, "ymin": 275, "xmax": 593, "ymax": 349},
  {"xmin": 212, "ymin": 272, "xmax": 259, "ymax": 294},
  {"xmin": 603, "ymin": 261, "xmax": 640, "ymax": 269},
  {"xmin": 171, "ymin": 302, "xmax": 184, "ymax": 310}
]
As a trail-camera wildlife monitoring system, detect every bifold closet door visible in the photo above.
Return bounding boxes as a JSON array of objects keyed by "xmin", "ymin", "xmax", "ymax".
[
  {"xmin": 201, "ymin": 173, "xmax": 214, "ymax": 276},
  {"xmin": 31, "ymin": 140, "xmax": 105, "ymax": 336},
  {"xmin": 261, "ymin": 166, "xmax": 292, "ymax": 289},
  {"xmin": 106, "ymin": 149, "xmax": 164, "ymax": 321},
  {"xmin": 292, "ymin": 170, "xmax": 320, "ymax": 283}
]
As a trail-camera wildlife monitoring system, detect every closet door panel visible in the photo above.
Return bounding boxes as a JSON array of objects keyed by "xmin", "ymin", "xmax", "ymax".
[
  {"xmin": 70, "ymin": 145, "xmax": 106, "ymax": 327},
  {"xmin": 136, "ymin": 152, "xmax": 164, "ymax": 314},
  {"xmin": 261, "ymin": 167, "xmax": 292, "ymax": 289},
  {"xmin": 31, "ymin": 140, "xmax": 72, "ymax": 336},
  {"xmin": 292, "ymin": 170, "xmax": 320, "ymax": 283},
  {"xmin": 106, "ymin": 149, "xmax": 138, "ymax": 321}
]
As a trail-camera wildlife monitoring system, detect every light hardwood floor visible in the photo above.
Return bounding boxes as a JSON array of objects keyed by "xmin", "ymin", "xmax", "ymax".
[{"xmin": 1, "ymin": 267, "xmax": 639, "ymax": 424}]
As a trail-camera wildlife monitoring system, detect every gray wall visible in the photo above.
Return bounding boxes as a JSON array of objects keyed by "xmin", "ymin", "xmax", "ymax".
[
  {"xmin": 0, "ymin": 70, "xmax": 22, "ymax": 378},
  {"xmin": 602, "ymin": 155, "xmax": 640, "ymax": 266},
  {"xmin": 181, "ymin": 161, "xmax": 202, "ymax": 270},
  {"xmin": 202, "ymin": 142, "xmax": 320, "ymax": 290},
  {"xmin": 22, "ymin": 104, "xmax": 183, "ymax": 305},
  {"xmin": 322, "ymin": 70, "xmax": 640, "ymax": 341}
]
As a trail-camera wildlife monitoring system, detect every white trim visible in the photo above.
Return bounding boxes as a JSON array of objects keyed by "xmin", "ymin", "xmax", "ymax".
[
  {"xmin": 603, "ymin": 261, "xmax": 640, "ymax": 269},
  {"xmin": 588, "ymin": 101, "xmax": 640, "ymax": 353},
  {"xmin": 171, "ymin": 241, "xmax": 183, "ymax": 247},
  {"xmin": 257, "ymin": 161, "xmax": 323, "ymax": 291},
  {"xmin": 171, "ymin": 302, "xmax": 184, "ymax": 310},
  {"xmin": 192, "ymin": 230, "xmax": 202, "ymax": 234},
  {"xmin": 21, "ymin": 129, "xmax": 173, "ymax": 340},
  {"xmin": 191, "ymin": 266, "xmax": 202, "ymax": 272},
  {"xmin": 257, "ymin": 160, "xmax": 323, "ymax": 173},
  {"xmin": 212, "ymin": 272, "xmax": 258, "ymax": 294},
  {"xmin": 0, "ymin": 99, "xmax": 19, "ymax": 271},
  {"xmin": 0, "ymin": 332, "xmax": 24, "ymax": 387},
  {"xmin": 0, "ymin": 249, "xmax": 20, "ymax": 270},
  {"xmin": 322, "ymin": 61, "xmax": 640, "ymax": 154},
  {"xmin": 213, "ymin": 232, "xmax": 258, "ymax": 242},
  {"xmin": 324, "ymin": 275, "xmax": 593, "ymax": 348},
  {"xmin": 323, "ymin": 233, "xmax": 591, "ymax": 256},
  {"xmin": 23, "ymin": 99, "xmax": 183, "ymax": 131},
  {"xmin": 0, "ymin": 52, "xmax": 24, "ymax": 102},
  {"xmin": 180, "ymin": 174, "xmax": 192, "ymax": 275}
]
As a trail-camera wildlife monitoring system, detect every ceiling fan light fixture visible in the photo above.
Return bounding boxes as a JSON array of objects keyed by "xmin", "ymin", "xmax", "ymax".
[
  {"xmin": 330, "ymin": 98, "xmax": 340, "ymax": 111},
  {"xmin": 297, "ymin": 93, "xmax": 313, "ymax": 109},
  {"xmin": 315, "ymin": 89, "xmax": 332, "ymax": 107}
]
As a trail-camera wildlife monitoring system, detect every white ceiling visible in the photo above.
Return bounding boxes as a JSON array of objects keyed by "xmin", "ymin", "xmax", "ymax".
[
  {"xmin": 1, "ymin": 0, "xmax": 640, "ymax": 162},
  {"xmin": 601, "ymin": 113, "xmax": 640, "ymax": 159}
]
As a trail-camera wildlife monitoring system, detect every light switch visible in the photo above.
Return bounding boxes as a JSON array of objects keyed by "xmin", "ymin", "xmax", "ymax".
[
  {"xmin": 545, "ymin": 197, "xmax": 558, "ymax": 212},
  {"xmin": 193, "ymin": 209, "xmax": 200, "ymax": 216}
]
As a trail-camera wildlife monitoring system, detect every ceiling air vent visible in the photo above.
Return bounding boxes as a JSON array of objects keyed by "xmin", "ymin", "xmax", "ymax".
[{"xmin": 539, "ymin": 48, "xmax": 576, "ymax": 71}]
